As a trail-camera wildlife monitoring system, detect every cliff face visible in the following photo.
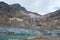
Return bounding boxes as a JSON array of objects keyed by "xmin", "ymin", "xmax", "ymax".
[
  {"xmin": 0, "ymin": 2, "xmax": 40, "ymax": 26},
  {"xmin": 0, "ymin": 2, "xmax": 60, "ymax": 35},
  {"xmin": 0, "ymin": 2, "xmax": 42, "ymax": 35}
]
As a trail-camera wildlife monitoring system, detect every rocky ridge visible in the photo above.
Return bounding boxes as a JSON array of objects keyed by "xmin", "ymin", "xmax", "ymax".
[
  {"xmin": 0, "ymin": 2, "xmax": 42, "ymax": 35},
  {"xmin": 0, "ymin": 2, "xmax": 60, "ymax": 35}
]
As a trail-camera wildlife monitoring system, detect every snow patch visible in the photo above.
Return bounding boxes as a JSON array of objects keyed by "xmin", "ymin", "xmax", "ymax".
[{"xmin": 8, "ymin": 18, "xmax": 23, "ymax": 22}]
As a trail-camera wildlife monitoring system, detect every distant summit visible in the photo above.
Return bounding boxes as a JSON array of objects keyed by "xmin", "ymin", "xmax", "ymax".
[{"xmin": 45, "ymin": 9, "xmax": 60, "ymax": 18}]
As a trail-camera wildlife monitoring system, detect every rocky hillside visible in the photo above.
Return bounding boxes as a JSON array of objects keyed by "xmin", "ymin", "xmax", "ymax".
[
  {"xmin": 0, "ymin": 2, "xmax": 60, "ymax": 35},
  {"xmin": 0, "ymin": 2, "xmax": 42, "ymax": 35},
  {"xmin": 36, "ymin": 9, "xmax": 60, "ymax": 34},
  {"xmin": 0, "ymin": 2, "xmax": 41, "ymax": 27}
]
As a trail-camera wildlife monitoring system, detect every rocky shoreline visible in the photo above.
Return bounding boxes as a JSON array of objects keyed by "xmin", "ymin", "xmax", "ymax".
[{"xmin": 26, "ymin": 36, "xmax": 60, "ymax": 40}]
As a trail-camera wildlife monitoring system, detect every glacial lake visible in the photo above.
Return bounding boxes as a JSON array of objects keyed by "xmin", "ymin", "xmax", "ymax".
[
  {"xmin": 0, "ymin": 33, "xmax": 60, "ymax": 40},
  {"xmin": 0, "ymin": 34, "xmax": 40, "ymax": 40}
]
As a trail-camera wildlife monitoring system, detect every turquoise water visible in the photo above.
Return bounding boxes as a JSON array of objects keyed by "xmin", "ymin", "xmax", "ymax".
[
  {"xmin": 0, "ymin": 34, "xmax": 39, "ymax": 40},
  {"xmin": 0, "ymin": 34, "xmax": 60, "ymax": 40}
]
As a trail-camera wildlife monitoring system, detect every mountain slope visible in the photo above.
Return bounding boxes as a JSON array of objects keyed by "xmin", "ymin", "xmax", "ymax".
[{"xmin": 0, "ymin": 2, "xmax": 42, "ymax": 35}]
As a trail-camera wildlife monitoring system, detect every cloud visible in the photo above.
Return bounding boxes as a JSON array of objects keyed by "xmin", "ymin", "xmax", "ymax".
[
  {"xmin": 20, "ymin": 0, "xmax": 50, "ymax": 15},
  {"xmin": 47, "ymin": 0, "xmax": 60, "ymax": 12},
  {"xmin": 0, "ymin": 0, "xmax": 60, "ymax": 15}
]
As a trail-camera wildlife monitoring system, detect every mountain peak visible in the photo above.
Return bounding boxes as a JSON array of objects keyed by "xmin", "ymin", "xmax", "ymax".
[
  {"xmin": 11, "ymin": 4, "xmax": 27, "ymax": 11},
  {"xmin": 0, "ymin": 1, "xmax": 6, "ymax": 4},
  {"xmin": 0, "ymin": 1, "xmax": 12, "ymax": 13}
]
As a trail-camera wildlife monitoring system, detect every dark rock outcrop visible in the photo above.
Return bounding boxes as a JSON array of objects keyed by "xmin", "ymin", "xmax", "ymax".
[{"xmin": 0, "ymin": 2, "xmax": 12, "ymax": 13}]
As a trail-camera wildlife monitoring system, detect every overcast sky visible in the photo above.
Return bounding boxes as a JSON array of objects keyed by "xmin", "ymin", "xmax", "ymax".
[{"xmin": 0, "ymin": 0, "xmax": 60, "ymax": 15}]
